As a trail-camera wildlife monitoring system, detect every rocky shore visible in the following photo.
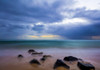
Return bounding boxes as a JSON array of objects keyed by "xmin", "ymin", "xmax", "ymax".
[
  {"xmin": 0, "ymin": 48, "xmax": 99, "ymax": 70},
  {"xmin": 17, "ymin": 49, "xmax": 95, "ymax": 70}
]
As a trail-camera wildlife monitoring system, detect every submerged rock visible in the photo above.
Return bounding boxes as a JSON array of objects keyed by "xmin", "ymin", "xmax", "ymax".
[
  {"xmin": 31, "ymin": 52, "xmax": 43, "ymax": 55},
  {"xmin": 43, "ymin": 55, "xmax": 52, "ymax": 58},
  {"xmin": 18, "ymin": 54, "xmax": 23, "ymax": 58},
  {"xmin": 28, "ymin": 49, "xmax": 35, "ymax": 54},
  {"xmin": 77, "ymin": 62, "xmax": 95, "ymax": 70},
  {"xmin": 63, "ymin": 56, "xmax": 78, "ymax": 61},
  {"xmin": 53, "ymin": 59, "xmax": 70, "ymax": 70},
  {"xmin": 29, "ymin": 59, "xmax": 41, "ymax": 67}
]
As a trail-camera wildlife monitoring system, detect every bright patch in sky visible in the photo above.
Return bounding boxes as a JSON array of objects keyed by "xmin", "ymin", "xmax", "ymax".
[
  {"xmin": 28, "ymin": 36, "xmax": 38, "ymax": 38},
  {"xmin": 40, "ymin": 35, "xmax": 60, "ymax": 38},
  {"xmin": 27, "ymin": 35, "xmax": 62, "ymax": 40},
  {"xmin": 75, "ymin": 0, "xmax": 100, "ymax": 10},
  {"xmin": 49, "ymin": 18, "xmax": 90, "ymax": 26},
  {"xmin": 62, "ymin": 18, "xmax": 89, "ymax": 24}
]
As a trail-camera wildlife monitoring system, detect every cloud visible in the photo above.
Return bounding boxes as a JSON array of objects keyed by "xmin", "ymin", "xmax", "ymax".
[
  {"xmin": 74, "ymin": 0, "xmax": 100, "ymax": 10},
  {"xmin": 92, "ymin": 36, "xmax": 100, "ymax": 40},
  {"xmin": 46, "ymin": 22, "xmax": 100, "ymax": 39},
  {"xmin": 48, "ymin": 18, "xmax": 89, "ymax": 26},
  {"xmin": 42, "ymin": 8, "xmax": 100, "ymax": 39},
  {"xmin": 0, "ymin": 0, "xmax": 100, "ymax": 40},
  {"xmin": 32, "ymin": 24, "xmax": 44, "ymax": 32},
  {"xmin": 0, "ymin": 0, "xmax": 75, "ymax": 23},
  {"xmin": 73, "ymin": 8, "xmax": 100, "ymax": 21}
]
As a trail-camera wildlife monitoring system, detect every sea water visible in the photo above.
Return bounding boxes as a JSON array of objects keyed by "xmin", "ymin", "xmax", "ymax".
[{"xmin": 0, "ymin": 40, "xmax": 100, "ymax": 49}]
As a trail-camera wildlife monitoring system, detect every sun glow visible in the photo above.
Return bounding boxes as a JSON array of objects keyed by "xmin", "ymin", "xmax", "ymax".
[
  {"xmin": 40, "ymin": 35, "xmax": 60, "ymax": 38},
  {"xmin": 28, "ymin": 36, "xmax": 39, "ymax": 38},
  {"xmin": 27, "ymin": 35, "xmax": 62, "ymax": 39}
]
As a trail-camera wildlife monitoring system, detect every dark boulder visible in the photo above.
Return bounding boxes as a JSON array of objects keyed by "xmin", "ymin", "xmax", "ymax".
[
  {"xmin": 77, "ymin": 62, "xmax": 95, "ymax": 70},
  {"xmin": 53, "ymin": 59, "xmax": 70, "ymax": 70},
  {"xmin": 63, "ymin": 56, "xmax": 78, "ymax": 61},
  {"xmin": 18, "ymin": 54, "xmax": 23, "ymax": 58},
  {"xmin": 28, "ymin": 49, "xmax": 35, "ymax": 54},
  {"xmin": 30, "ymin": 59, "xmax": 40, "ymax": 65}
]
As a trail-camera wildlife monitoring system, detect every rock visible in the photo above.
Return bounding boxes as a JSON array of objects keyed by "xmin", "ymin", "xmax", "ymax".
[
  {"xmin": 53, "ymin": 59, "xmax": 70, "ymax": 70},
  {"xmin": 29, "ymin": 59, "xmax": 41, "ymax": 67},
  {"xmin": 40, "ymin": 57, "xmax": 46, "ymax": 62},
  {"xmin": 63, "ymin": 56, "xmax": 78, "ymax": 61},
  {"xmin": 31, "ymin": 52, "xmax": 43, "ymax": 55},
  {"xmin": 43, "ymin": 55, "xmax": 52, "ymax": 58},
  {"xmin": 18, "ymin": 54, "xmax": 23, "ymax": 58},
  {"xmin": 40, "ymin": 55, "xmax": 52, "ymax": 62},
  {"xmin": 28, "ymin": 49, "xmax": 35, "ymax": 54},
  {"xmin": 77, "ymin": 62, "xmax": 95, "ymax": 70},
  {"xmin": 30, "ymin": 59, "xmax": 40, "ymax": 65}
]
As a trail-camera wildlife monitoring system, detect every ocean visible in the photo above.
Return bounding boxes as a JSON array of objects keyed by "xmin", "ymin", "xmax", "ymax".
[{"xmin": 0, "ymin": 40, "xmax": 100, "ymax": 49}]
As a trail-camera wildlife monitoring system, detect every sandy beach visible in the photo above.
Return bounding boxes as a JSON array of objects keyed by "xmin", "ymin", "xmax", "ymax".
[{"xmin": 0, "ymin": 48, "xmax": 100, "ymax": 70}]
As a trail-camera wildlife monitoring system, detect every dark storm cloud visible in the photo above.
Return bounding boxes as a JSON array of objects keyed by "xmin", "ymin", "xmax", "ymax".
[
  {"xmin": 0, "ymin": 0, "xmax": 68, "ymax": 40},
  {"xmin": 45, "ymin": 8, "xmax": 100, "ymax": 39},
  {"xmin": 47, "ymin": 8, "xmax": 100, "ymax": 39},
  {"xmin": 70, "ymin": 8, "xmax": 100, "ymax": 39},
  {"xmin": 47, "ymin": 23, "xmax": 100, "ymax": 39},
  {"xmin": 32, "ymin": 24, "xmax": 44, "ymax": 32},
  {"xmin": 73, "ymin": 8, "xmax": 100, "ymax": 21},
  {"xmin": 57, "ymin": 8, "xmax": 100, "ymax": 39},
  {"xmin": 0, "ymin": 0, "xmax": 65, "ymax": 23}
]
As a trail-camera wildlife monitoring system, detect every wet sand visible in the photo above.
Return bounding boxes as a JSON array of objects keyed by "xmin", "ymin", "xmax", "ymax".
[{"xmin": 0, "ymin": 48, "xmax": 100, "ymax": 70}]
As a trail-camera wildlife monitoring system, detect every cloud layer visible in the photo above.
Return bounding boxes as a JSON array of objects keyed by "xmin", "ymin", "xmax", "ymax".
[{"xmin": 0, "ymin": 0, "xmax": 100, "ymax": 40}]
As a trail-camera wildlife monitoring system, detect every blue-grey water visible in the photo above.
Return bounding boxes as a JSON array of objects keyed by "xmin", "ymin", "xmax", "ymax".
[{"xmin": 0, "ymin": 40, "xmax": 100, "ymax": 49}]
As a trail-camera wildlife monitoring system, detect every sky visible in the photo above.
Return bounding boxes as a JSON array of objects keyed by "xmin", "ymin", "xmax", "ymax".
[{"xmin": 0, "ymin": 0, "xmax": 100, "ymax": 40}]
